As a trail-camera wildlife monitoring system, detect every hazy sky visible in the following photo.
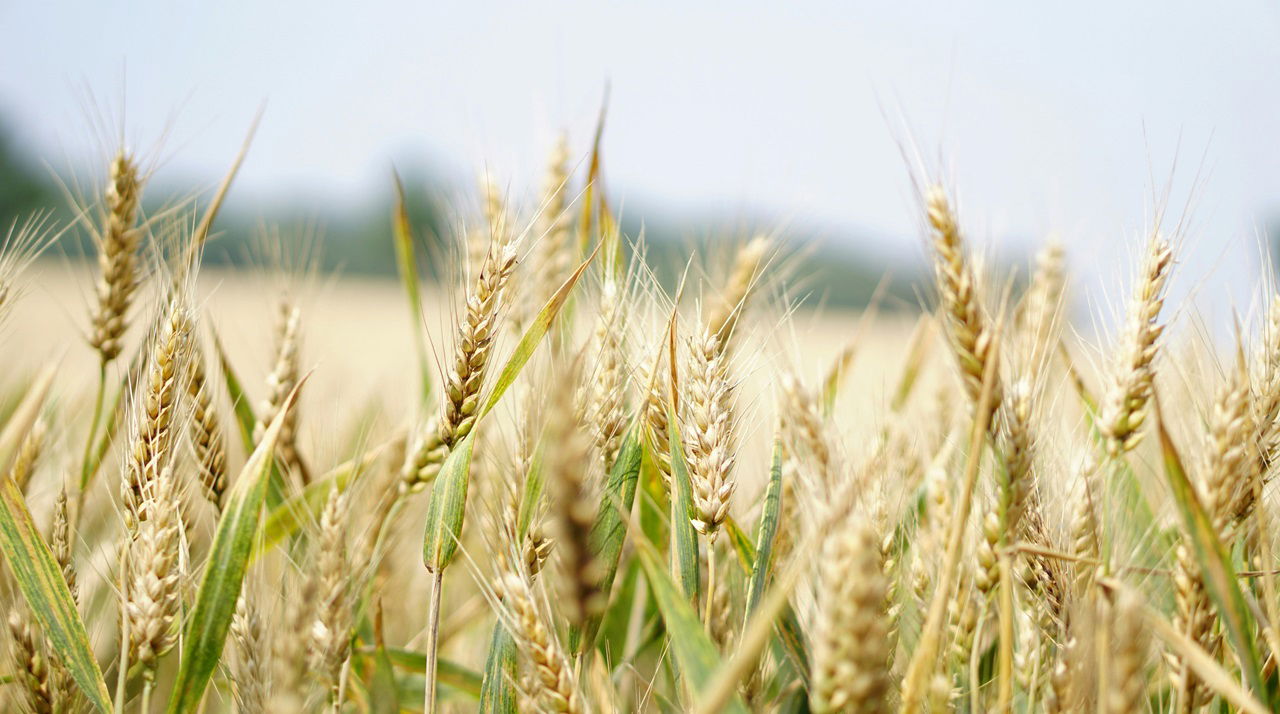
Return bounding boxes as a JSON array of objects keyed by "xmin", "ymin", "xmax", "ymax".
[{"xmin": 3, "ymin": 1, "xmax": 1280, "ymax": 319}]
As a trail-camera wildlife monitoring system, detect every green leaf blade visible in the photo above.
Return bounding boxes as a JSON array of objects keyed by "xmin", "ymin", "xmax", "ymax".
[
  {"xmin": 745, "ymin": 439, "xmax": 784, "ymax": 620},
  {"xmin": 0, "ymin": 479, "xmax": 112, "ymax": 712},
  {"xmin": 478, "ymin": 622, "xmax": 518, "ymax": 714},
  {"xmin": 165, "ymin": 378, "xmax": 306, "ymax": 714},
  {"xmin": 634, "ymin": 538, "xmax": 749, "ymax": 713},
  {"xmin": 1155, "ymin": 403, "xmax": 1268, "ymax": 704}
]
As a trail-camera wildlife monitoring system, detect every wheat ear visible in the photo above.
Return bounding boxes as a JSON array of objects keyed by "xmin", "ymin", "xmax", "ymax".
[
  {"xmin": 255, "ymin": 297, "xmax": 307, "ymax": 486},
  {"xmin": 685, "ymin": 328, "xmax": 737, "ymax": 539},
  {"xmin": 706, "ymin": 236, "xmax": 769, "ymax": 350},
  {"xmin": 437, "ymin": 222, "xmax": 518, "ymax": 450},
  {"xmin": 123, "ymin": 465, "xmax": 184, "ymax": 680},
  {"xmin": 89, "ymin": 152, "xmax": 145, "ymax": 364},
  {"xmin": 8, "ymin": 608, "xmax": 52, "ymax": 714},
  {"xmin": 926, "ymin": 185, "xmax": 1002, "ymax": 411},
  {"xmin": 495, "ymin": 572, "xmax": 585, "ymax": 714},
  {"xmin": 810, "ymin": 516, "xmax": 892, "ymax": 714},
  {"xmin": 1099, "ymin": 233, "xmax": 1174, "ymax": 455},
  {"xmin": 310, "ymin": 485, "xmax": 352, "ymax": 707},
  {"xmin": 232, "ymin": 593, "xmax": 268, "ymax": 714},
  {"xmin": 188, "ymin": 345, "xmax": 228, "ymax": 512},
  {"xmin": 123, "ymin": 297, "xmax": 192, "ymax": 531}
]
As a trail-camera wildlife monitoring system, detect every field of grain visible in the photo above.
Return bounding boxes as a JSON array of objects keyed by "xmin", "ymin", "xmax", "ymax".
[{"xmin": 0, "ymin": 140, "xmax": 1275, "ymax": 714}]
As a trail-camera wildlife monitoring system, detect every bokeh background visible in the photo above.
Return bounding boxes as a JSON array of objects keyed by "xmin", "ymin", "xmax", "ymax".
[{"xmin": 2, "ymin": 1, "xmax": 1279, "ymax": 319}]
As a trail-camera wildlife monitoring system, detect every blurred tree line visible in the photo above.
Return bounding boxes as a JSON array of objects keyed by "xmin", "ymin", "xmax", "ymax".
[{"xmin": 0, "ymin": 117, "xmax": 917, "ymax": 309}]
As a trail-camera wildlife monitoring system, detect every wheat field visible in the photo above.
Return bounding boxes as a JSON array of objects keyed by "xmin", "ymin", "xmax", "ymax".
[{"xmin": 0, "ymin": 132, "xmax": 1274, "ymax": 714}]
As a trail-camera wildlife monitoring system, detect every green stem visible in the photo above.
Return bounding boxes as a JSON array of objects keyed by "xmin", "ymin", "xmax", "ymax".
[
  {"xmin": 79, "ymin": 364, "xmax": 107, "ymax": 488},
  {"xmin": 424, "ymin": 569, "xmax": 444, "ymax": 714},
  {"xmin": 703, "ymin": 540, "xmax": 717, "ymax": 631},
  {"xmin": 140, "ymin": 677, "xmax": 154, "ymax": 714},
  {"xmin": 74, "ymin": 364, "xmax": 108, "ymax": 529}
]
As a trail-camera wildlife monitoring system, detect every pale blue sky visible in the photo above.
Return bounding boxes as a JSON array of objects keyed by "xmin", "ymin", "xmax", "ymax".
[{"xmin": 3, "ymin": 1, "xmax": 1279, "ymax": 317}]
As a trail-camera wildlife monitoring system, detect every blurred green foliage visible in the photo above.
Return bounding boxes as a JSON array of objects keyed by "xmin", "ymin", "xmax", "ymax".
[{"xmin": 0, "ymin": 119, "xmax": 917, "ymax": 309}]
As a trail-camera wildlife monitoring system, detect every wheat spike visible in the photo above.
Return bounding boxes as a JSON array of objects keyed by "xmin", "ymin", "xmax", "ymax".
[
  {"xmin": 1099, "ymin": 233, "xmax": 1174, "ymax": 455},
  {"xmin": 254, "ymin": 296, "xmax": 307, "ymax": 486},
  {"xmin": 309, "ymin": 485, "xmax": 352, "ymax": 703},
  {"xmin": 684, "ymin": 328, "xmax": 737, "ymax": 539},
  {"xmin": 232, "ymin": 594, "xmax": 269, "ymax": 714},
  {"xmin": 810, "ymin": 516, "xmax": 892, "ymax": 714},
  {"xmin": 123, "ymin": 297, "xmax": 192, "ymax": 531},
  {"xmin": 8, "ymin": 417, "xmax": 45, "ymax": 493},
  {"xmin": 188, "ymin": 345, "xmax": 228, "ymax": 512},
  {"xmin": 780, "ymin": 371, "xmax": 837, "ymax": 488},
  {"xmin": 8, "ymin": 608, "xmax": 52, "ymax": 714},
  {"xmin": 88, "ymin": 152, "xmax": 145, "ymax": 364},
  {"xmin": 1104, "ymin": 591, "xmax": 1148, "ymax": 714},
  {"xmin": 495, "ymin": 572, "xmax": 585, "ymax": 714},
  {"xmin": 123, "ymin": 465, "xmax": 184, "ymax": 678},
  {"xmin": 546, "ymin": 377, "xmax": 604, "ymax": 629},
  {"xmin": 527, "ymin": 135, "xmax": 574, "ymax": 324},
  {"xmin": 583, "ymin": 278, "xmax": 629, "ymax": 471},
  {"xmin": 926, "ymin": 185, "xmax": 1002, "ymax": 411},
  {"xmin": 706, "ymin": 236, "xmax": 769, "ymax": 350},
  {"xmin": 437, "ymin": 219, "xmax": 518, "ymax": 450}
]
